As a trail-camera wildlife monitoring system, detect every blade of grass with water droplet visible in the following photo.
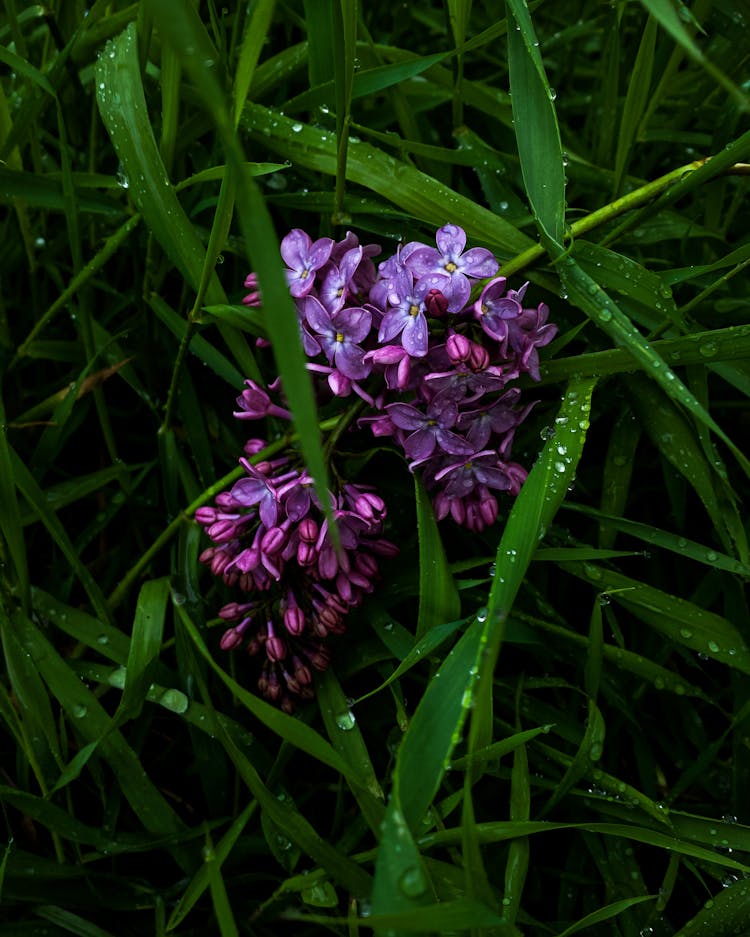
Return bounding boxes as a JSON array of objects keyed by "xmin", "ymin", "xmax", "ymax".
[
  {"xmin": 317, "ymin": 669, "xmax": 385, "ymax": 835},
  {"xmin": 556, "ymin": 254, "xmax": 750, "ymax": 479},
  {"xmin": 113, "ymin": 578, "xmax": 169, "ymax": 725},
  {"xmin": 9, "ymin": 608, "xmax": 191, "ymax": 864},
  {"xmin": 673, "ymin": 877, "xmax": 750, "ymax": 936},
  {"xmin": 560, "ymin": 562, "xmax": 750, "ymax": 675},
  {"xmin": 167, "ymin": 801, "xmax": 256, "ymax": 930},
  {"xmin": 506, "ymin": 0, "xmax": 565, "ymax": 246},
  {"xmin": 241, "ymin": 104, "xmax": 534, "ymax": 258},
  {"xmin": 468, "ymin": 378, "xmax": 596, "ymax": 761},
  {"xmin": 219, "ymin": 727, "xmax": 372, "ymax": 897},
  {"xmin": 371, "ymin": 614, "xmax": 491, "ymax": 917},
  {"xmin": 557, "ymin": 895, "xmax": 657, "ymax": 937}
]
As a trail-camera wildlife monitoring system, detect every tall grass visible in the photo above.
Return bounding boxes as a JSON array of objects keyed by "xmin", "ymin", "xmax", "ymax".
[{"xmin": 2, "ymin": 1, "xmax": 750, "ymax": 934}]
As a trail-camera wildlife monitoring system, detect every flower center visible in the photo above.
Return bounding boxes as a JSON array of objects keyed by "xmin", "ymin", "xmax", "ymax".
[
  {"xmin": 444, "ymin": 261, "xmax": 458, "ymax": 273},
  {"xmin": 335, "ymin": 332, "xmax": 345, "ymax": 343},
  {"xmin": 409, "ymin": 303, "xmax": 420, "ymax": 318}
]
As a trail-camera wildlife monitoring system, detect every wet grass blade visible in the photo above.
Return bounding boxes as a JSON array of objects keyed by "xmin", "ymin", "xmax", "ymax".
[{"xmin": 415, "ymin": 475, "xmax": 460, "ymax": 639}]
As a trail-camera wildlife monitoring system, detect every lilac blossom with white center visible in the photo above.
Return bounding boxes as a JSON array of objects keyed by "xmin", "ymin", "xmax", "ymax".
[
  {"xmin": 318, "ymin": 245, "xmax": 363, "ymax": 312},
  {"xmin": 301, "ymin": 296, "xmax": 372, "ymax": 380},
  {"xmin": 406, "ymin": 224, "xmax": 500, "ymax": 312},
  {"xmin": 473, "ymin": 276, "xmax": 522, "ymax": 348},
  {"xmin": 387, "ymin": 394, "xmax": 475, "ymax": 466},
  {"xmin": 377, "ymin": 271, "xmax": 451, "ymax": 358},
  {"xmin": 280, "ymin": 228, "xmax": 334, "ymax": 298}
]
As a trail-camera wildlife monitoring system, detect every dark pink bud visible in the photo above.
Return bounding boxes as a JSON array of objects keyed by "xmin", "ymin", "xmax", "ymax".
[
  {"xmin": 284, "ymin": 606, "xmax": 306, "ymax": 636},
  {"xmin": 336, "ymin": 572, "xmax": 355, "ymax": 604},
  {"xmin": 266, "ymin": 636, "xmax": 287, "ymax": 662},
  {"xmin": 353, "ymin": 491, "xmax": 385, "ymax": 522},
  {"xmin": 291, "ymin": 656, "xmax": 313, "ymax": 685},
  {"xmin": 261, "ymin": 526, "xmax": 287, "ymax": 554},
  {"xmin": 468, "ymin": 343, "xmax": 490, "ymax": 372},
  {"xmin": 207, "ymin": 519, "xmax": 238, "ymax": 542},
  {"xmin": 194, "ymin": 506, "xmax": 217, "ymax": 525},
  {"xmin": 368, "ymin": 538, "xmax": 400, "ymax": 558},
  {"xmin": 450, "ymin": 497, "xmax": 466, "ymax": 525},
  {"xmin": 355, "ymin": 552, "xmax": 379, "ymax": 578},
  {"xmin": 297, "ymin": 541, "xmax": 317, "ymax": 566},
  {"xmin": 220, "ymin": 628, "xmax": 244, "ymax": 651},
  {"xmin": 318, "ymin": 547, "xmax": 339, "ymax": 579},
  {"xmin": 243, "ymin": 438, "xmax": 267, "ymax": 457},
  {"xmin": 281, "ymin": 696, "xmax": 295, "ymax": 714},
  {"xmin": 425, "ymin": 288, "xmax": 449, "ymax": 318},
  {"xmin": 199, "ymin": 546, "xmax": 215, "ymax": 564},
  {"xmin": 210, "ymin": 551, "xmax": 233, "ymax": 576},
  {"xmin": 218, "ymin": 602, "xmax": 252, "ymax": 621},
  {"xmin": 299, "ymin": 518, "xmax": 319, "ymax": 542},
  {"xmin": 446, "ymin": 330, "xmax": 471, "ymax": 363},
  {"xmin": 305, "ymin": 644, "xmax": 331, "ymax": 671},
  {"xmin": 479, "ymin": 493, "xmax": 498, "ymax": 526}
]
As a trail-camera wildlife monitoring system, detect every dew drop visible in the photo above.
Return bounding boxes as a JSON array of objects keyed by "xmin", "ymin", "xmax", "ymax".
[
  {"xmin": 708, "ymin": 641, "xmax": 720, "ymax": 653},
  {"xmin": 335, "ymin": 709, "xmax": 356, "ymax": 731},
  {"xmin": 398, "ymin": 865, "xmax": 427, "ymax": 898}
]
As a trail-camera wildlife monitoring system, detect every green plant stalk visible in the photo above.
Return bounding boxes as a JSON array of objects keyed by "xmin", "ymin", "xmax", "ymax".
[{"xmin": 502, "ymin": 158, "xmax": 707, "ymax": 276}]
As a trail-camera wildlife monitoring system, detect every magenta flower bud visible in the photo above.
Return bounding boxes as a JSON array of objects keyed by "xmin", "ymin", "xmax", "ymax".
[
  {"xmin": 349, "ymin": 570, "xmax": 373, "ymax": 592},
  {"xmin": 318, "ymin": 547, "xmax": 339, "ymax": 580},
  {"xmin": 199, "ymin": 546, "xmax": 215, "ymax": 564},
  {"xmin": 446, "ymin": 330, "xmax": 471, "ymax": 363},
  {"xmin": 220, "ymin": 628, "xmax": 244, "ymax": 651},
  {"xmin": 291, "ymin": 655, "xmax": 313, "ymax": 685},
  {"xmin": 479, "ymin": 493, "xmax": 499, "ymax": 526},
  {"xmin": 261, "ymin": 526, "xmax": 287, "ymax": 555},
  {"xmin": 336, "ymin": 572, "xmax": 355, "ymax": 604},
  {"xmin": 306, "ymin": 644, "xmax": 332, "ymax": 671},
  {"xmin": 299, "ymin": 518, "xmax": 319, "ymax": 542},
  {"xmin": 194, "ymin": 506, "xmax": 217, "ymax": 525},
  {"xmin": 245, "ymin": 636, "xmax": 262, "ymax": 656},
  {"xmin": 215, "ymin": 492, "xmax": 238, "ymax": 509},
  {"xmin": 297, "ymin": 541, "xmax": 317, "ymax": 566},
  {"xmin": 425, "ymin": 287, "xmax": 449, "ymax": 318},
  {"xmin": 368, "ymin": 538, "xmax": 400, "ymax": 558},
  {"xmin": 210, "ymin": 551, "xmax": 233, "ymax": 576},
  {"xmin": 284, "ymin": 606, "xmax": 306, "ymax": 636},
  {"xmin": 433, "ymin": 492, "xmax": 450, "ymax": 521},
  {"xmin": 243, "ymin": 438, "xmax": 267, "ymax": 457},
  {"xmin": 355, "ymin": 552, "xmax": 379, "ymax": 578},
  {"xmin": 207, "ymin": 519, "xmax": 239, "ymax": 542},
  {"xmin": 450, "ymin": 497, "xmax": 466, "ymax": 525},
  {"xmin": 468, "ymin": 343, "xmax": 490, "ymax": 372},
  {"xmin": 218, "ymin": 602, "xmax": 251, "ymax": 621},
  {"xmin": 352, "ymin": 490, "xmax": 385, "ymax": 522},
  {"xmin": 328, "ymin": 369, "xmax": 352, "ymax": 397},
  {"xmin": 266, "ymin": 636, "xmax": 287, "ymax": 662}
]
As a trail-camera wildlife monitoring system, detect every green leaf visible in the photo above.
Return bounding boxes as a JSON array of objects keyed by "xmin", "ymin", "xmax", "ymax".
[
  {"xmin": 114, "ymin": 578, "xmax": 169, "ymax": 724},
  {"xmin": 506, "ymin": 0, "xmax": 565, "ymax": 245},
  {"xmin": 415, "ymin": 475, "xmax": 461, "ymax": 638}
]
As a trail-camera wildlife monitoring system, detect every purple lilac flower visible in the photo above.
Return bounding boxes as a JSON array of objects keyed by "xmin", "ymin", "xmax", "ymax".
[
  {"xmin": 378, "ymin": 271, "xmax": 451, "ymax": 357},
  {"xmin": 280, "ymin": 229, "xmax": 334, "ymax": 298},
  {"xmin": 406, "ymin": 224, "xmax": 499, "ymax": 312},
  {"xmin": 301, "ymin": 296, "xmax": 372, "ymax": 380},
  {"xmin": 386, "ymin": 393, "xmax": 474, "ymax": 466}
]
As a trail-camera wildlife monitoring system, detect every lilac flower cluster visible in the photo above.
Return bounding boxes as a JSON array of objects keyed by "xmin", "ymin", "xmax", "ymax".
[
  {"xmin": 197, "ymin": 224, "xmax": 555, "ymax": 708},
  {"xmin": 243, "ymin": 223, "xmax": 556, "ymax": 532},
  {"xmin": 196, "ymin": 446, "xmax": 397, "ymax": 711}
]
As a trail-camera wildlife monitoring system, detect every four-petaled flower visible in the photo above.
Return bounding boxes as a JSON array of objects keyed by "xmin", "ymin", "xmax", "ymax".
[
  {"xmin": 407, "ymin": 224, "xmax": 499, "ymax": 312},
  {"xmin": 378, "ymin": 271, "xmax": 451, "ymax": 357},
  {"xmin": 301, "ymin": 296, "xmax": 373, "ymax": 381},
  {"xmin": 281, "ymin": 229, "xmax": 334, "ymax": 298},
  {"xmin": 387, "ymin": 394, "xmax": 474, "ymax": 467}
]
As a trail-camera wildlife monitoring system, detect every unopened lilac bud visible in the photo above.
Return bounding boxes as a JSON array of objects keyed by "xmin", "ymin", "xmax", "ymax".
[
  {"xmin": 297, "ymin": 541, "xmax": 317, "ymax": 566},
  {"xmin": 261, "ymin": 526, "xmax": 287, "ymax": 555},
  {"xmin": 306, "ymin": 644, "xmax": 332, "ymax": 671},
  {"xmin": 479, "ymin": 493, "xmax": 498, "ymax": 526},
  {"xmin": 220, "ymin": 628, "xmax": 244, "ymax": 651},
  {"xmin": 468, "ymin": 343, "xmax": 490, "ymax": 372},
  {"xmin": 199, "ymin": 546, "xmax": 215, "ymax": 564},
  {"xmin": 318, "ymin": 547, "xmax": 339, "ymax": 579},
  {"xmin": 336, "ymin": 572, "xmax": 355, "ymax": 604},
  {"xmin": 210, "ymin": 551, "xmax": 233, "ymax": 576},
  {"xmin": 243, "ymin": 438, "xmax": 267, "ymax": 457},
  {"xmin": 284, "ymin": 605, "xmax": 306, "ymax": 636},
  {"xmin": 450, "ymin": 497, "xmax": 466, "ymax": 525},
  {"xmin": 352, "ymin": 490, "xmax": 385, "ymax": 522},
  {"xmin": 425, "ymin": 288, "xmax": 449, "ymax": 318},
  {"xmin": 208, "ymin": 519, "xmax": 239, "ymax": 542},
  {"xmin": 215, "ymin": 492, "xmax": 238, "ymax": 508},
  {"xmin": 291, "ymin": 656, "xmax": 313, "ymax": 685},
  {"xmin": 446, "ymin": 330, "xmax": 471, "ymax": 363},
  {"xmin": 266, "ymin": 636, "xmax": 287, "ymax": 662},
  {"xmin": 218, "ymin": 601, "xmax": 252, "ymax": 621},
  {"xmin": 280, "ymin": 696, "xmax": 295, "ymax": 714},
  {"xmin": 328, "ymin": 370, "xmax": 352, "ymax": 397},
  {"xmin": 299, "ymin": 518, "xmax": 318, "ymax": 542},
  {"xmin": 355, "ymin": 552, "xmax": 379, "ymax": 578},
  {"xmin": 245, "ymin": 636, "xmax": 263, "ymax": 656},
  {"xmin": 194, "ymin": 506, "xmax": 217, "ymax": 525},
  {"xmin": 368, "ymin": 538, "xmax": 400, "ymax": 558}
]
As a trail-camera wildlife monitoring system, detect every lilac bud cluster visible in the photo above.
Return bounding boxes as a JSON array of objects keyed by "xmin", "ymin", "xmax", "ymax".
[
  {"xmin": 242, "ymin": 223, "xmax": 556, "ymax": 532},
  {"xmin": 196, "ymin": 448, "xmax": 398, "ymax": 711}
]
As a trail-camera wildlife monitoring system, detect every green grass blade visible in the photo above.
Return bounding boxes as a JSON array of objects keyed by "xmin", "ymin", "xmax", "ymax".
[
  {"xmin": 94, "ymin": 23, "xmax": 225, "ymax": 305},
  {"xmin": 0, "ymin": 394, "xmax": 29, "ymax": 608},
  {"xmin": 242, "ymin": 104, "xmax": 535, "ymax": 258},
  {"xmin": 506, "ymin": 0, "xmax": 565, "ymax": 246},
  {"xmin": 415, "ymin": 475, "xmax": 461, "ymax": 639},
  {"xmin": 114, "ymin": 577, "xmax": 169, "ymax": 725},
  {"xmin": 556, "ymin": 254, "xmax": 750, "ymax": 478},
  {"xmin": 556, "ymin": 895, "xmax": 656, "ymax": 937},
  {"xmin": 612, "ymin": 15, "xmax": 656, "ymax": 197}
]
